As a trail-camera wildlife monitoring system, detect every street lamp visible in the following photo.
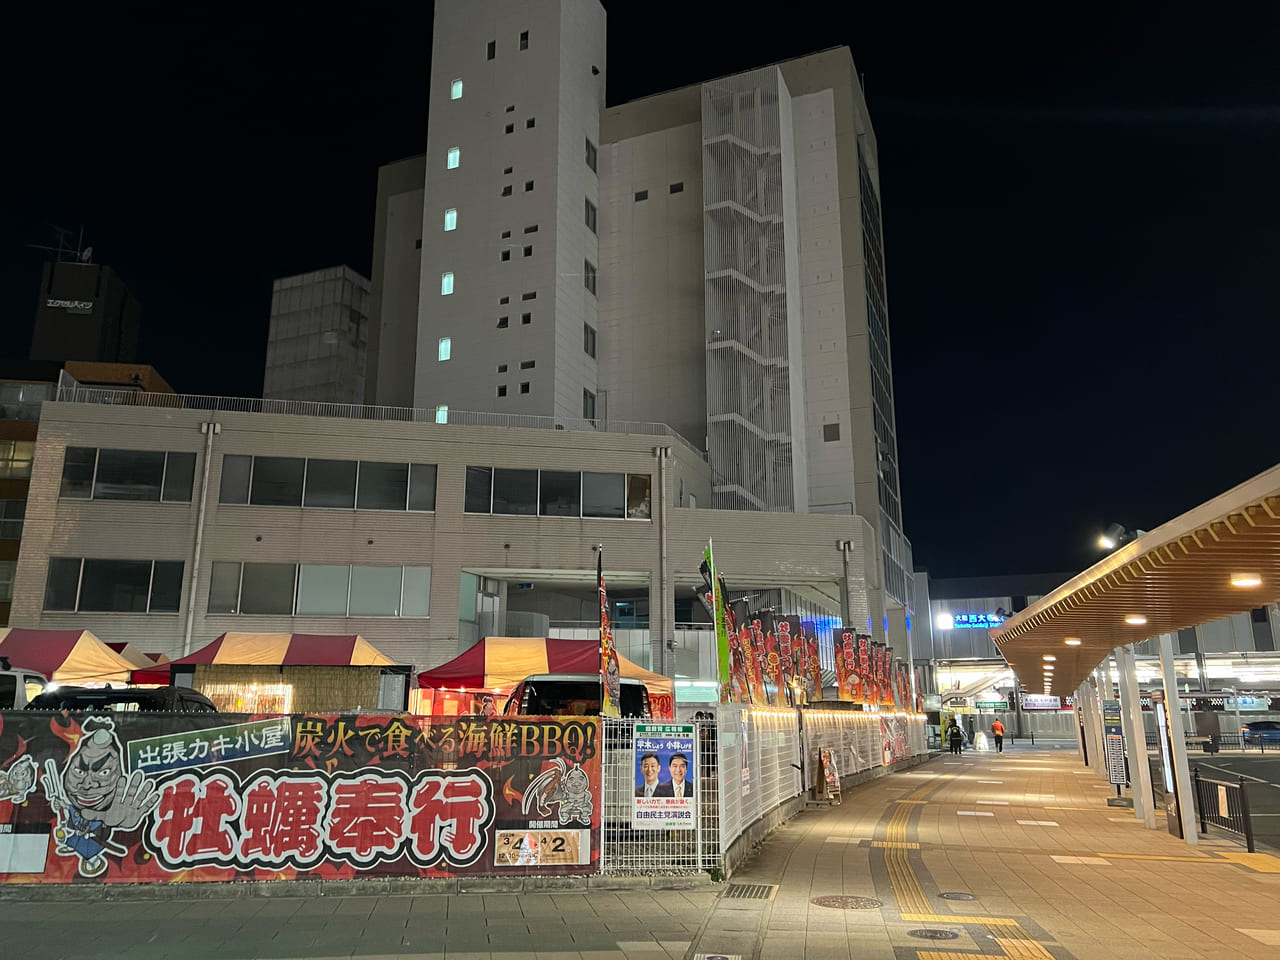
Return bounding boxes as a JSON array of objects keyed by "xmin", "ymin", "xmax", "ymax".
[{"xmin": 1098, "ymin": 523, "xmax": 1147, "ymax": 551}]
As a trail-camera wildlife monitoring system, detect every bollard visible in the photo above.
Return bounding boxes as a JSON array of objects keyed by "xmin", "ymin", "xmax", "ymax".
[
  {"xmin": 1239, "ymin": 774, "xmax": 1256, "ymax": 853},
  {"xmin": 1193, "ymin": 767, "xmax": 1208, "ymax": 835}
]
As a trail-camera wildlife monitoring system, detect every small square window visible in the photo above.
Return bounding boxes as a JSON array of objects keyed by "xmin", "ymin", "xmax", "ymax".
[
  {"xmin": 520, "ymin": 360, "xmax": 535, "ymax": 370},
  {"xmin": 505, "ymin": 105, "xmax": 515, "ymax": 113},
  {"xmin": 522, "ymin": 245, "xmax": 532, "ymax": 257},
  {"xmin": 524, "ymin": 224, "xmax": 538, "ymax": 234},
  {"xmin": 438, "ymin": 337, "xmax": 452, "ymax": 361},
  {"xmin": 503, "ymin": 165, "xmax": 513, "ymax": 174},
  {"xmin": 519, "ymin": 382, "xmax": 530, "ymax": 394},
  {"xmin": 583, "ymin": 259, "xmax": 597, "ymax": 296},
  {"xmin": 521, "ymin": 313, "xmax": 531, "ymax": 324},
  {"xmin": 585, "ymin": 138, "xmax": 597, "ymax": 172},
  {"xmin": 670, "ymin": 181, "xmax": 684, "ymax": 194},
  {"xmin": 522, "ymin": 291, "xmax": 536, "ymax": 301},
  {"xmin": 505, "ymin": 123, "xmax": 514, "ymax": 134},
  {"xmin": 497, "ymin": 385, "xmax": 507, "ymax": 397},
  {"xmin": 441, "ymin": 272, "xmax": 454, "ymax": 295},
  {"xmin": 497, "ymin": 364, "xmax": 508, "ymax": 373},
  {"xmin": 823, "ymin": 422, "xmax": 840, "ymax": 442},
  {"xmin": 435, "ymin": 405, "xmax": 449, "ymax": 424},
  {"xmin": 415, "ymin": 238, "xmax": 422, "ymax": 249},
  {"xmin": 526, "ymin": 117, "xmax": 535, "ymax": 129},
  {"xmin": 584, "ymin": 323, "xmax": 596, "ymax": 358},
  {"xmin": 501, "ymin": 250, "xmax": 511, "ymax": 262},
  {"xmin": 450, "ymin": 79, "xmax": 463, "ymax": 100},
  {"xmin": 634, "ymin": 190, "xmax": 648, "ymax": 202},
  {"xmin": 501, "ymin": 230, "xmax": 511, "ymax": 239},
  {"xmin": 447, "ymin": 147, "xmax": 460, "ymax": 169},
  {"xmin": 524, "ymin": 180, "xmax": 534, "ymax": 191},
  {"xmin": 499, "ymin": 296, "xmax": 510, "ymax": 304},
  {"xmin": 519, "ymin": 30, "xmax": 528, "ymax": 50},
  {"xmin": 486, "ymin": 40, "xmax": 495, "ymax": 60},
  {"xmin": 501, "ymin": 185, "xmax": 512, "ymax": 196},
  {"xmin": 497, "ymin": 317, "xmax": 509, "ymax": 328},
  {"xmin": 444, "ymin": 208, "xmax": 457, "ymax": 231},
  {"xmin": 585, "ymin": 198, "xmax": 597, "ymax": 233}
]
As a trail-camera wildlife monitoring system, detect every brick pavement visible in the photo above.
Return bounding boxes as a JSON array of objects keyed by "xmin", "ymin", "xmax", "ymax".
[{"xmin": 6, "ymin": 740, "xmax": 1280, "ymax": 959}]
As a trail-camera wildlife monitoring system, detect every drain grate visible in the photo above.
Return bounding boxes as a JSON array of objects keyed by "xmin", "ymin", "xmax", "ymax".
[
  {"xmin": 724, "ymin": 883, "xmax": 778, "ymax": 901},
  {"xmin": 938, "ymin": 892, "xmax": 976, "ymax": 901},
  {"xmin": 909, "ymin": 929, "xmax": 960, "ymax": 941},
  {"xmin": 811, "ymin": 895, "xmax": 883, "ymax": 910}
]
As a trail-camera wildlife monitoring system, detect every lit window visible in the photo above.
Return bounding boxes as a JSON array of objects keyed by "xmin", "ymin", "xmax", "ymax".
[
  {"xmin": 450, "ymin": 79, "xmax": 463, "ymax": 100},
  {"xmin": 435, "ymin": 406, "xmax": 449, "ymax": 424},
  {"xmin": 444, "ymin": 208, "xmax": 457, "ymax": 231},
  {"xmin": 438, "ymin": 338, "xmax": 451, "ymax": 361},
  {"xmin": 441, "ymin": 272, "xmax": 454, "ymax": 295},
  {"xmin": 447, "ymin": 147, "xmax": 460, "ymax": 169}
]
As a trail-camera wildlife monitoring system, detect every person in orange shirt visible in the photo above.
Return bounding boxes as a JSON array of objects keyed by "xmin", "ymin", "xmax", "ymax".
[{"xmin": 991, "ymin": 719, "xmax": 1006, "ymax": 753}]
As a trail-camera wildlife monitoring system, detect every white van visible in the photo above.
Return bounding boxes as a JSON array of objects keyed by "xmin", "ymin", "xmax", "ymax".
[{"xmin": 0, "ymin": 657, "xmax": 49, "ymax": 709}]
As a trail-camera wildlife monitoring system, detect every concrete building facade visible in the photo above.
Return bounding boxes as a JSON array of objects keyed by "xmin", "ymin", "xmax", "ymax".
[
  {"xmin": 263, "ymin": 266, "xmax": 370, "ymax": 404},
  {"xmin": 29, "ymin": 260, "xmax": 141, "ymax": 365}
]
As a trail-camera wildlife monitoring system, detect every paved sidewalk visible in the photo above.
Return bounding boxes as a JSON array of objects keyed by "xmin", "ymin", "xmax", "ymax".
[{"xmin": 7, "ymin": 741, "xmax": 1280, "ymax": 959}]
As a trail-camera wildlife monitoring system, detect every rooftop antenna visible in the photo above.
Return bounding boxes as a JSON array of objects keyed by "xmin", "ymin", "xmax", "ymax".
[{"xmin": 28, "ymin": 224, "xmax": 93, "ymax": 264}]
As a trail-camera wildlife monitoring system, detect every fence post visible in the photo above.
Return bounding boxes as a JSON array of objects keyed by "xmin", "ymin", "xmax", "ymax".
[
  {"xmin": 1193, "ymin": 767, "xmax": 1207, "ymax": 835},
  {"xmin": 1238, "ymin": 775, "xmax": 1256, "ymax": 853}
]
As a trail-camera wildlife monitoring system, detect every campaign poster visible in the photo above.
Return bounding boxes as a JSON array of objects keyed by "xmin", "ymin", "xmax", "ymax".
[
  {"xmin": 778, "ymin": 616, "xmax": 801, "ymax": 704},
  {"xmin": 804, "ymin": 622, "xmax": 822, "ymax": 700},
  {"xmin": 0, "ymin": 712, "xmax": 601, "ymax": 884},
  {"xmin": 631, "ymin": 724, "xmax": 696, "ymax": 831}
]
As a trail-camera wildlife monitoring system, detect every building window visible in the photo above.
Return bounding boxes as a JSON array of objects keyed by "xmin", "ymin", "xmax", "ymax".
[
  {"xmin": 441, "ymin": 272, "xmax": 454, "ymax": 295},
  {"xmin": 220, "ymin": 456, "xmax": 435, "ymax": 511},
  {"xmin": 0, "ymin": 560, "xmax": 14, "ymax": 603},
  {"xmin": 486, "ymin": 40, "xmax": 495, "ymax": 60},
  {"xmin": 43, "ymin": 558, "xmax": 184, "ymax": 613},
  {"xmin": 520, "ymin": 360, "xmax": 535, "ymax": 370},
  {"xmin": 444, "ymin": 208, "xmax": 457, "ymax": 231},
  {"xmin": 501, "ymin": 185, "xmax": 513, "ymax": 197},
  {"xmin": 503, "ymin": 164, "xmax": 513, "ymax": 172},
  {"xmin": 415, "ymin": 238, "xmax": 422, "ymax": 249},
  {"xmin": 585, "ymin": 138, "xmax": 597, "ymax": 172},
  {"xmin": 505, "ymin": 123, "xmax": 514, "ymax": 135},
  {"xmin": 539, "ymin": 471, "xmax": 580, "ymax": 517},
  {"xmin": 519, "ymin": 30, "xmax": 528, "ymax": 50},
  {"xmin": 447, "ymin": 147, "xmax": 460, "ymax": 169},
  {"xmin": 435, "ymin": 406, "xmax": 449, "ymax": 424},
  {"xmin": 583, "ymin": 323, "xmax": 596, "ymax": 358},
  {"xmin": 519, "ymin": 382, "xmax": 530, "ymax": 394},
  {"xmin": 465, "ymin": 469, "xmax": 652, "ymax": 520},
  {"xmin": 303, "ymin": 459, "xmax": 357, "ymax": 508},
  {"xmin": 502, "ymin": 230, "xmax": 511, "ymax": 239},
  {"xmin": 59, "ymin": 447, "xmax": 195, "ymax": 502},
  {"xmin": 585, "ymin": 198, "xmax": 597, "ymax": 234},
  {"xmin": 497, "ymin": 316, "xmax": 509, "ymax": 328},
  {"xmin": 438, "ymin": 337, "xmax": 452, "ymax": 362},
  {"xmin": 0, "ymin": 440, "xmax": 35, "ymax": 479},
  {"xmin": 0, "ymin": 499, "xmax": 24, "ymax": 540},
  {"xmin": 823, "ymin": 422, "xmax": 841, "ymax": 442},
  {"xmin": 583, "ymin": 389, "xmax": 596, "ymax": 420},
  {"xmin": 583, "ymin": 259, "xmax": 597, "ymax": 295},
  {"xmin": 522, "ymin": 245, "xmax": 532, "ymax": 257},
  {"xmin": 521, "ymin": 313, "xmax": 532, "ymax": 325},
  {"xmin": 526, "ymin": 117, "xmax": 535, "ymax": 129},
  {"xmin": 499, "ymin": 296, "xmax": 510, "ymax": 304},
  {"xmin": 209, "ymin": 562, "xmax": 430, "ymax": 618},
  {"xmin": 523, "ymin": 224, "xmax": 538, "ymax": 234},
  {"xmin": 522, "ymin": 291, "xmax": 536, "ymax": 301},
  {"xmin": 670, "ymin": 181, "xmax": 684, "ymax": 194},
  {"xmin": 450, "ymin": 78, "xmax": 463, "ymax": 100},
  {"xmin": 501, "ymin": 250, "xmax": 511, "ymax": 262},
  {"xmin": 524, "ymin": 180, "xmax": 534, "ymax": 192},
  {"xmin": 497, "ymin": 364, "xmax": 508, "ymax": 373},
  {"xmin": 0, "ymin": 382, "xmax": 51, "ymax": 420},
  {"xmin": 505, "ymin": 107, "xmax": 514, "ymax": 114},
  {"xmin": 634, "ymin": 190, "xmax": 648, "ymax": 202},
  {"xmin": 497, "ymin": 385, "xmax": 507, "ymax": 397}
]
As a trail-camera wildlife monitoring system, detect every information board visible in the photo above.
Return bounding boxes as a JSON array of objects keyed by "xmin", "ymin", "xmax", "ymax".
[{"xmin": 1102, "ymin": 700, "xmax": 1127, "ymax": 786}]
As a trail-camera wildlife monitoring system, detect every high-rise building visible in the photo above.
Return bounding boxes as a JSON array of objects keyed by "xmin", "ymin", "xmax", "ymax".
[
  {"xmin": 29, "ymin": 260, "xmax": 140, "ymax": 365},
  {"xmin": 366, "ymin": 156, "xmax": 425, "ymax": 408},
  {"xmin": 263, "ymin": 266, "xmax": 370, "ymax": 404}
]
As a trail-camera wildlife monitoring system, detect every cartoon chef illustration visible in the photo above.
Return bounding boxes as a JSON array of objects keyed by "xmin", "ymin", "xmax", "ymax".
[{"xmin": 42, "ymin": 718, "xmax": 160, "ymax": 878}]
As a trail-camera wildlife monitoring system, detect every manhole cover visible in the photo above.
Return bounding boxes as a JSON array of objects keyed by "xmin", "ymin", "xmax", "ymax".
[
  {"xmin": 938, "ymin": 892, "xmax": 976, "ymax": 901},
  {"xmin": 810, "ymin": 895, "xmax": 883, "ymax": 910},
  {"xmin": 724, "ymin": 883, "xmax": 778, "ymax": 900},
  {"xmin": 908, "ymin": 929, "xmax": 960, "ymax": 941}
]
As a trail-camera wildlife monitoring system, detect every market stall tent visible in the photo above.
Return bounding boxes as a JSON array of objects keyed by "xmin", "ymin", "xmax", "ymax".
[
  {"xmin": 0, "ymin": 628, "xmax": 139, "ymax": 684},
  {"xmin": 131, "ymin": 632, "xmax": 396, "ymax": 683},
  {"xmin": 104, "ymin": 642, "xmax": 166, "ymax": 670}
]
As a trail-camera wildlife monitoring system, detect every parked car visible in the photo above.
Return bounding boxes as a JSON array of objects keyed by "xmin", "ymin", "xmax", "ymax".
[
  {"xmin": 25, "ymin": 685, "xmax": 218, "ymax": 713},
  {"xmin": 1241, "ymin": 720, "xmax": 1280, "ymax": 744},
  {"xmin": 0, "ymin": 658, "xmax": 48, "ymax": 709},
  {"xmin": 503, "ymin": 674, "xmax": 652, "ymax": 718}
]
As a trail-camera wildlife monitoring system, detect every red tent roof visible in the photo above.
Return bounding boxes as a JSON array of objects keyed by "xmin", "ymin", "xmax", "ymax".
[
  {"xmin": 0, "ymin": 628, "xmax": 138, "ymax": 683},
  {"xmin": 416, "ymin": 636, "xmax": 672, "ymax": 694},
  {"xmin": 132, "ymin": 632, "xmax": 395, "ymax": 684}
]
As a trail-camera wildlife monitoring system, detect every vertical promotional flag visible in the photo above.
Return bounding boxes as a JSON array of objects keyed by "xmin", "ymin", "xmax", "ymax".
[
  {"xmin": 804, "ymin": 622, "xmax": 822, "ymax": 700},
  {"xmin": 727, "ymin": 598, "xmax": 751, "ymax": 703},
  {"xmin": 748, "ymin": 614, "xmax": 772, "ymax": 704},
  {"xmin": 704, "ymin": 541, "xmax": 732, "ymax": 704},
  {"xmin": 835, "ymin": 627, "xmax": 856, "ymax": 701},
  {"xmin": 778, "ymin": 616, "xmax": 801, "ymax": 705},
  {"xmin": 599, "ymin": 550, "xmax": 621, "ymax": 718},
  {"xmin": 914, "ymin": 667, "xmax": 924, "ymax": 713},
  {"xmin": 759, "ymin": 612, "xmax": 784, "ymax": 703},
  {"xmin": 857, "ymin": 634, "xmax": 871, "ymax": 705}
]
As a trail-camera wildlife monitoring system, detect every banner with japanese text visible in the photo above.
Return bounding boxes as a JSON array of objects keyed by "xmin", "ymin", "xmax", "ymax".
[
  {"xmin": 734, "ymin": 600, "xmax": 767, "ymax": 705},
  {"xmin": 778, "ymin": 617, "xmax": 801, "ymax": 705},
  {"xmin": 857, "ymin": 635, "xmax": 871, "ymax": 705},
  {"xmin": 803, "ymin": 622, "xmax": 822, "ymax": 700},
  {"xmin": 0, "ymin": 712, "xmax": 602, "ymax": 884},
  {"xmin": 631, "ymin": 723, "xmax": 696, "ymax": 830},
  {"xmin": 835, "ymin": 628, "xmax": 857, "ymax": 701}
]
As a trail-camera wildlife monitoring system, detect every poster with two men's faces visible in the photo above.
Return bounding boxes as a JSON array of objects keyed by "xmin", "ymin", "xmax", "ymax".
[{"xmin": 632, "ymin": 723, "xmax": 695, "ymax": 830}]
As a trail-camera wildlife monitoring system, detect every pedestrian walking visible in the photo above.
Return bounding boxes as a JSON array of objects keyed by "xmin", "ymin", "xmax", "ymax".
[
  {"xmin": 947, "ymin": 721, "xmax": 964, "ymax": 755},
  {"xmin": 991, "ymin": 719, "xmax": 1005, "ymax": 753}
]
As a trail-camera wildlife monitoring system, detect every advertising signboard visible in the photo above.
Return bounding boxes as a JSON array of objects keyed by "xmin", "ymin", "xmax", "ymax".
[{"xmin": 631, "ymin": 723, "xmax": 696, "ymax": 831}]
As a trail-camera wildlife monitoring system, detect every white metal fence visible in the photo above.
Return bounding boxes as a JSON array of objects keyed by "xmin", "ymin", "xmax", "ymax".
[{"xmin": 600, "ymin": 706, "xmax": 927, "ymax": 874}]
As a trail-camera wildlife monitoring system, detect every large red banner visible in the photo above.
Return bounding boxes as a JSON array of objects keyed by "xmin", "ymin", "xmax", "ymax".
[{"xmin": 0, "ymin": 712, "xmax": 601, "ymax": 884}]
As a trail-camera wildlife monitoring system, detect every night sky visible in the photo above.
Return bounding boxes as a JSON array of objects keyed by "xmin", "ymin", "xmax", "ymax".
[{"xmin": 3, "ymin": 1, "xmax": 1278, "ymax": 579}]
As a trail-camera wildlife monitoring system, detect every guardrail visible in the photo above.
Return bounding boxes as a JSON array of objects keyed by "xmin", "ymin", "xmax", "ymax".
[
  {"xmin": 1144, "ymin": 732, "xmax": 1273, "ymax": 753},
  {"xmin": 1192, "ymin": 766, "xmax": 1256, "ymax": 852}
]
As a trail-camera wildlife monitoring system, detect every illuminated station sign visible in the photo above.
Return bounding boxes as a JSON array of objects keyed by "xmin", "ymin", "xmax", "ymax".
[{"xmin": 935, "ymin": 612, "xmax": 1005, "ymax": 630}]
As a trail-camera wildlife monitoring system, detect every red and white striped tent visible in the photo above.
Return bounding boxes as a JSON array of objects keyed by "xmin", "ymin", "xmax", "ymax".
[
  {"xmin": 0, "ymin": 628, "xmax": 139, "ymax": 684},
  {"xmin": 131, "ymin": 632, "xmax": 395, "ymax": 684}
]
